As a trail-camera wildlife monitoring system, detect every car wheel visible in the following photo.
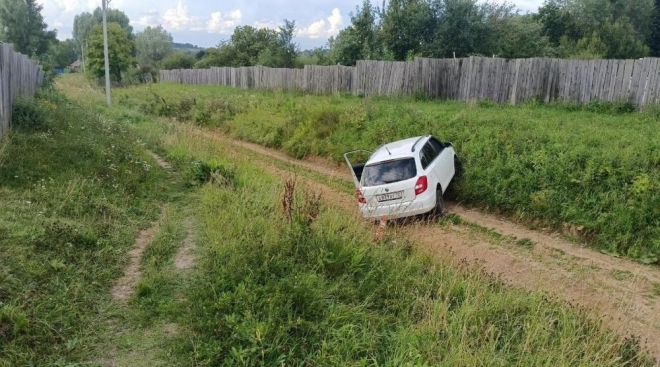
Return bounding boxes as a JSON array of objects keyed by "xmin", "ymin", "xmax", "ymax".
[{"xmin": 433, "ymin": 188, "xmax": 445, "ymax": 217}]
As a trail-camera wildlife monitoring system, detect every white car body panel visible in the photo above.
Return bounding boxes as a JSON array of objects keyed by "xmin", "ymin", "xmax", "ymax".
[{"xmin": 344, "ymin": 135, "xmax": 458, "ymax": 220}]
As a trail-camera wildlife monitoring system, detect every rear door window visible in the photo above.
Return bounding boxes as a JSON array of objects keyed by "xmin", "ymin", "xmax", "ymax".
[
  {"xmin": 420, "ymin": 143, "xmax": 439, "ymax": 169},
  {"xmin": 362, "ymin": 158, "xmax": 417, "ymax": 186},
  {"xmin": 429, "ymin": 137, "xmax": 445, "ymax": 153}
]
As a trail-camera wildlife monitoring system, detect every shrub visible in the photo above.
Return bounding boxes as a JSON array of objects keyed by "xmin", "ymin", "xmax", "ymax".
[
  {"xmin": 159, "ymin": 51, "xmax": 195, "ymax": 70},
  {"xmin": 189, "ymin": 159, "xmax": 237, "ymax": 188},
  {"xmin": 11, "ymin": 97, "xmax": 49, "ymax": 130}
]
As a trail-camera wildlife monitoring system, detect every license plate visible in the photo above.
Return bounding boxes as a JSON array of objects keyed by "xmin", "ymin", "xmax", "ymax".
[{"xmin": 376, "ymin": 191, "xmax": 403, "ymax": 202}]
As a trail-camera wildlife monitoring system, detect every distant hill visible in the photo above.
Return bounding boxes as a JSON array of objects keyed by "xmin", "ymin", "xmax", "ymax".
[{"xmin": 173, "ymin": 42, "xmax": 205, "ymax": 51}]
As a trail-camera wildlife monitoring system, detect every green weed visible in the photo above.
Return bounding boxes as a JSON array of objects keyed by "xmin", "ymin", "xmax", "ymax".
[
  {"xmin": 189, "ymin": 159, "xmax": 237, "ymax": 188},
  {"xmin": 516, "ymin": 238, "xmax": 535, "ymax": 247}
]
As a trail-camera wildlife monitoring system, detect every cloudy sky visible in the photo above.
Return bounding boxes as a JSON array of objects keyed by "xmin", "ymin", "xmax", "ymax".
[{"xmin": 38, "ymin": 0, "xmax": 545, "ymax": 49}]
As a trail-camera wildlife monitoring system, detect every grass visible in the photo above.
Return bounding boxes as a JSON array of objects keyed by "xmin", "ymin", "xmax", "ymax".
[
  {"xmin": 43, "ymin": 74, "xmax": 657, "ymax": 365},
  {"xmin": 0, "ymin": 89, "xmax": 173, "ymax": 365},
  {"xmin": 516, "ymin": 238, "xmax": 535, "ymax": 248},
  {"xmin": 172, "ymin": 155, "xmax": 652, "ymax": 366},
  {"xmin": 111, "ymin": 82, "xmax": 660, "ymax": 263},
  {"xmin": 610, "ymin": 269, "xmax": 634, "ymax": 281}
]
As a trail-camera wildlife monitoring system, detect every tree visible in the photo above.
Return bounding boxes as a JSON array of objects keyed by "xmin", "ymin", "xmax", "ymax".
[
  {"xmin": 551, "ymin": 0, "xmax": 652, "ymax": 58},
  {"xmin": 135, "ymin": 25, "xmax": 173, "ymax": 67},
  {"xmin": 422, "ymin": 0, "xmax": 502, "ymax": 58},
  {"xmin": 160, "ymin": 51, "xmax": 196, "ymax": 70},
  {"xmin": 86, "ymin": 23, "xmax": 133, "ymax": 81},
  {"xmin": 650, "ymin": 0, "xmax": 660, "ymax": 56},
  {"xmin": 494, "ymin": 15, "xmax": 555, "ymax": 58},
  {"xmin": 50, "ymin": 39, "xmax": 78, "ymax": 68},
  {"xmin": 73, "ymin": 7, "xmax": 134, "ymax": 57},
  {"xmin": 327, "ymin": 0, "xmax": 382, "ymax": 65},
  {"xmin": 274, "ymin": 20, "xmax": 298, "ymax": 68},
  {"xmin": 380, "ymin": 0, "xmax": 434, "ymax": 60},
  {"xmin": 536, "ymin": 1, "xmax": 581, "ymax": 46},
  {"xmin": 0, "ymin": 0, "xmax": 56, "ymax": 57},
  {"xmin": 194, "ymin": 22, "xmax": 299, "ymax": 68},
  {"xmin": 228, "ymin": 26, "xmax": 279, "ymax": 66}
]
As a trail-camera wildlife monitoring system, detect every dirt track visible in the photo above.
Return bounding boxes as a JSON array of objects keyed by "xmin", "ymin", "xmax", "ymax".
[{"xmin": 196, "ymin": 128, "xmax": 660, "ymax": 359}]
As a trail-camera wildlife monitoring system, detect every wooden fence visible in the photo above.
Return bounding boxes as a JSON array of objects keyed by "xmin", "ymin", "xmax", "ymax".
[
  {"xmin": 159, "ymin": 56, "xmax": 660, "ymax": 107},
  {"xmin": 0, "ymin": 43, "xmax": 44, "ymax": 138}
]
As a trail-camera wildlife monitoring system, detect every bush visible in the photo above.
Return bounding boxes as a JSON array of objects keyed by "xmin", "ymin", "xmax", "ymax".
[
  {"xmin": 189, "ymin": 159, "xmax": 237, "ymax": 188},
  {"xmin": 125, "ymin": 65, "xmax": 157, "ymax": 84},
  {"xmin": 11, "ymin": 97, "xmax": 49, "ymax": 130},
  {"xmin": 159, "ymin": 51, "xmax": 195, "ymax": 70}
]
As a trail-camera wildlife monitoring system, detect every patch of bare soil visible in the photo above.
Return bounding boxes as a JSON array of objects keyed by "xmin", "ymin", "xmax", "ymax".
[
  {"xmin": 111, "ymin": 229, "xmax": 154, "ymax": 302},
  {"xmin": 201, "ymin": 129, "xmax": 660, "ymax": 359},
  {"xmin": 162, "ymin": 323, "xmax": 179, "ymax": 338},
  {"xmin": 111, "ymin": 208, "xmax": 165, "ymax": 302},
  {"xmin": 174, "ymin": 218, "xmax": 196, "ymax": 270},
  {"xmin": 149, "ymin": 151, "xmax": 171, "ymax": 169}
]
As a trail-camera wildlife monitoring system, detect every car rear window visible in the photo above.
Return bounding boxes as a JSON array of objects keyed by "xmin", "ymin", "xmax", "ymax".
[{"xmin": 361, "ymin": 158, "xmax": 417, "ymax": 186}]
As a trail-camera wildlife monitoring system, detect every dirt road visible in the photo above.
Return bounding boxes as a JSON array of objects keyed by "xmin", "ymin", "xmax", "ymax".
[{"xmin": 196, "ymin": 128, "xmax": 660, "ymax": 359}]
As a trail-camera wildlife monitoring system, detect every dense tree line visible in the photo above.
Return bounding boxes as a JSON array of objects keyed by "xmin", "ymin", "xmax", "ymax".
[{"xmin": 321, "ymin": 0, "xmax": 659, "ymax": 66}]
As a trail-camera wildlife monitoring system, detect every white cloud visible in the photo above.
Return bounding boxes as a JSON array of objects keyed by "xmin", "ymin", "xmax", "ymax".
[
  {"xmin": 133, "ymin": 9, "xmax": 160, "ymax": 27},
  {"xmin": 253, "ymin": 20, "xmax": 278, "ymax": 30},
  {"xmin": 37, "ymin": 0, "xmax": 82, "ymax": 13},
  {"xmin": 162, "ymin": 1, "xmax": 204, "ymax": 31},
  {"xmin": 297, "ymin": 8, "xmax": 343, "ymax": 39},
  {"xmin": 155, "ymin": 1, "xmax": 242, "ymax": 33},
  {"xmin": 207, "ymin": 9, "xmax": 242, "ymax": 34}
]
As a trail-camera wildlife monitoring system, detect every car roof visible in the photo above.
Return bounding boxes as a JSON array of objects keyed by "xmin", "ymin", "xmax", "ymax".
[{"xmin": 367, "ymin": 135, "xmax": 429, "ymax": 164}]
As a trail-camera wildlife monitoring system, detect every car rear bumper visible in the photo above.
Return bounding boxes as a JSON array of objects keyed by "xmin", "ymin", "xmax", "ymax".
[{"xmin": 359, "ymin": 192, "xmax": 436, "ymax": 220}]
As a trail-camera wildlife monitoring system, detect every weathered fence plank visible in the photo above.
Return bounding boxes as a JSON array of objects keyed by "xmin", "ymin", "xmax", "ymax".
[
  {"xmin": 0, "ymin": 43, "xmax": 44, "ymax": 138},
  {"xmin": 159, "ymin": 56, "xmax": 660, "ymax": 108}
]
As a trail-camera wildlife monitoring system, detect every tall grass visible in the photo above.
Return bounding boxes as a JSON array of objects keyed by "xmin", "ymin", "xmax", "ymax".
[
  {"xmin": 51, "ymin": 75, "xmax": 656, "ymax": 365},
  {"xmin": 172, "ymin": 158, "xmax": 652, "ymax": 366},
  {"xmin": 113, "ymin": 84, "xmax": 660, "ymax": 262},
  {"xmin": 0, "ymin": 90, "xmax": 169, "ymax": 365}
]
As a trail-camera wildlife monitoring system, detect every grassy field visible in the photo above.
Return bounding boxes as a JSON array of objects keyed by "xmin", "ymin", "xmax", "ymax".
[
  {"xmin": 111, "ymin": 83, "xmax": 660, "ymax": 262},
  {"xmin": 1, "ymin": 74, "xmax": 653, "ymax": 365},
  {"xmin": 0, "ymin": 89, "xmax": 174, "ymax": 365},
  {"xmin": 113, "ymin": 102, "xmax": 654, "ymax": 366}
]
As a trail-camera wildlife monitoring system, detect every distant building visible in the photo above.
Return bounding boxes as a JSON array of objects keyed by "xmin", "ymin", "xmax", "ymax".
[{"xmin": 69, "ymin": 59, "xmax": 82, "ymax": 71}]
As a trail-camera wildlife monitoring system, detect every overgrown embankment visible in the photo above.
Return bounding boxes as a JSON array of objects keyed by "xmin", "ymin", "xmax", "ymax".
[
  {"xmin": 114, "ymin": 83, "xmax": 660, "ymax": 262},
  {"xmin": 0, "ymin": 89, "xmax": 169, "ymax": 365},
  {"xmin": 141, "ymin": 126, "xmax": 654, "ymax": 365},
  {"xmin": 40, "ymin": 74, "xmax": 656, "ymax": 365}
]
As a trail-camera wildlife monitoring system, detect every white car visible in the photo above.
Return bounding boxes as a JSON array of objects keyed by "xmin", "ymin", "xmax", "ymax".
[{"xmin": 344, "ymin": 135, "xmax": 460, "ymax": 220}]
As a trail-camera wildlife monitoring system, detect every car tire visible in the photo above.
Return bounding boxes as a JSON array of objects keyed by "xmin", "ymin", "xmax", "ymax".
[{"xmin": 433, "ymin": 188, "xmax": 445, "ymax": 217}]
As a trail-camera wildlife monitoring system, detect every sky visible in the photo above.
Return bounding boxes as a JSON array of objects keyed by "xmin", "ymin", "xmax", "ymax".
[{"xmin": 37, "ymin": 0, "xmax": 545, "ymax": 50}]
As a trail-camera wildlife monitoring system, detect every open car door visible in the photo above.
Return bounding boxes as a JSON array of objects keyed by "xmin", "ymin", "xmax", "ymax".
[{"xmin": 343, "ymin": 150, "xmax": 372, "ymax": 188}]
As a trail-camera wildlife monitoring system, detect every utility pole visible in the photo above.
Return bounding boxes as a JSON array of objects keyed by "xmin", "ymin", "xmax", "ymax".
[
  {"xmin": 81, "ymin": 43, "xmax": 85, "ymax": 74},
  {"xmin": 102, "ymin": 0, "xmax": 112, "ymax": 106}
]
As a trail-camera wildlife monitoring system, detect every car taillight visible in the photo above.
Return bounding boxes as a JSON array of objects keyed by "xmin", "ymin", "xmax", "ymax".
[
  {"xmin": 415, "ymin": 176, "xmax": 428, "ymax": 196},
  {"xmin": 357, "ymin": 189, "xmax": 366, "ymax": 203}
]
